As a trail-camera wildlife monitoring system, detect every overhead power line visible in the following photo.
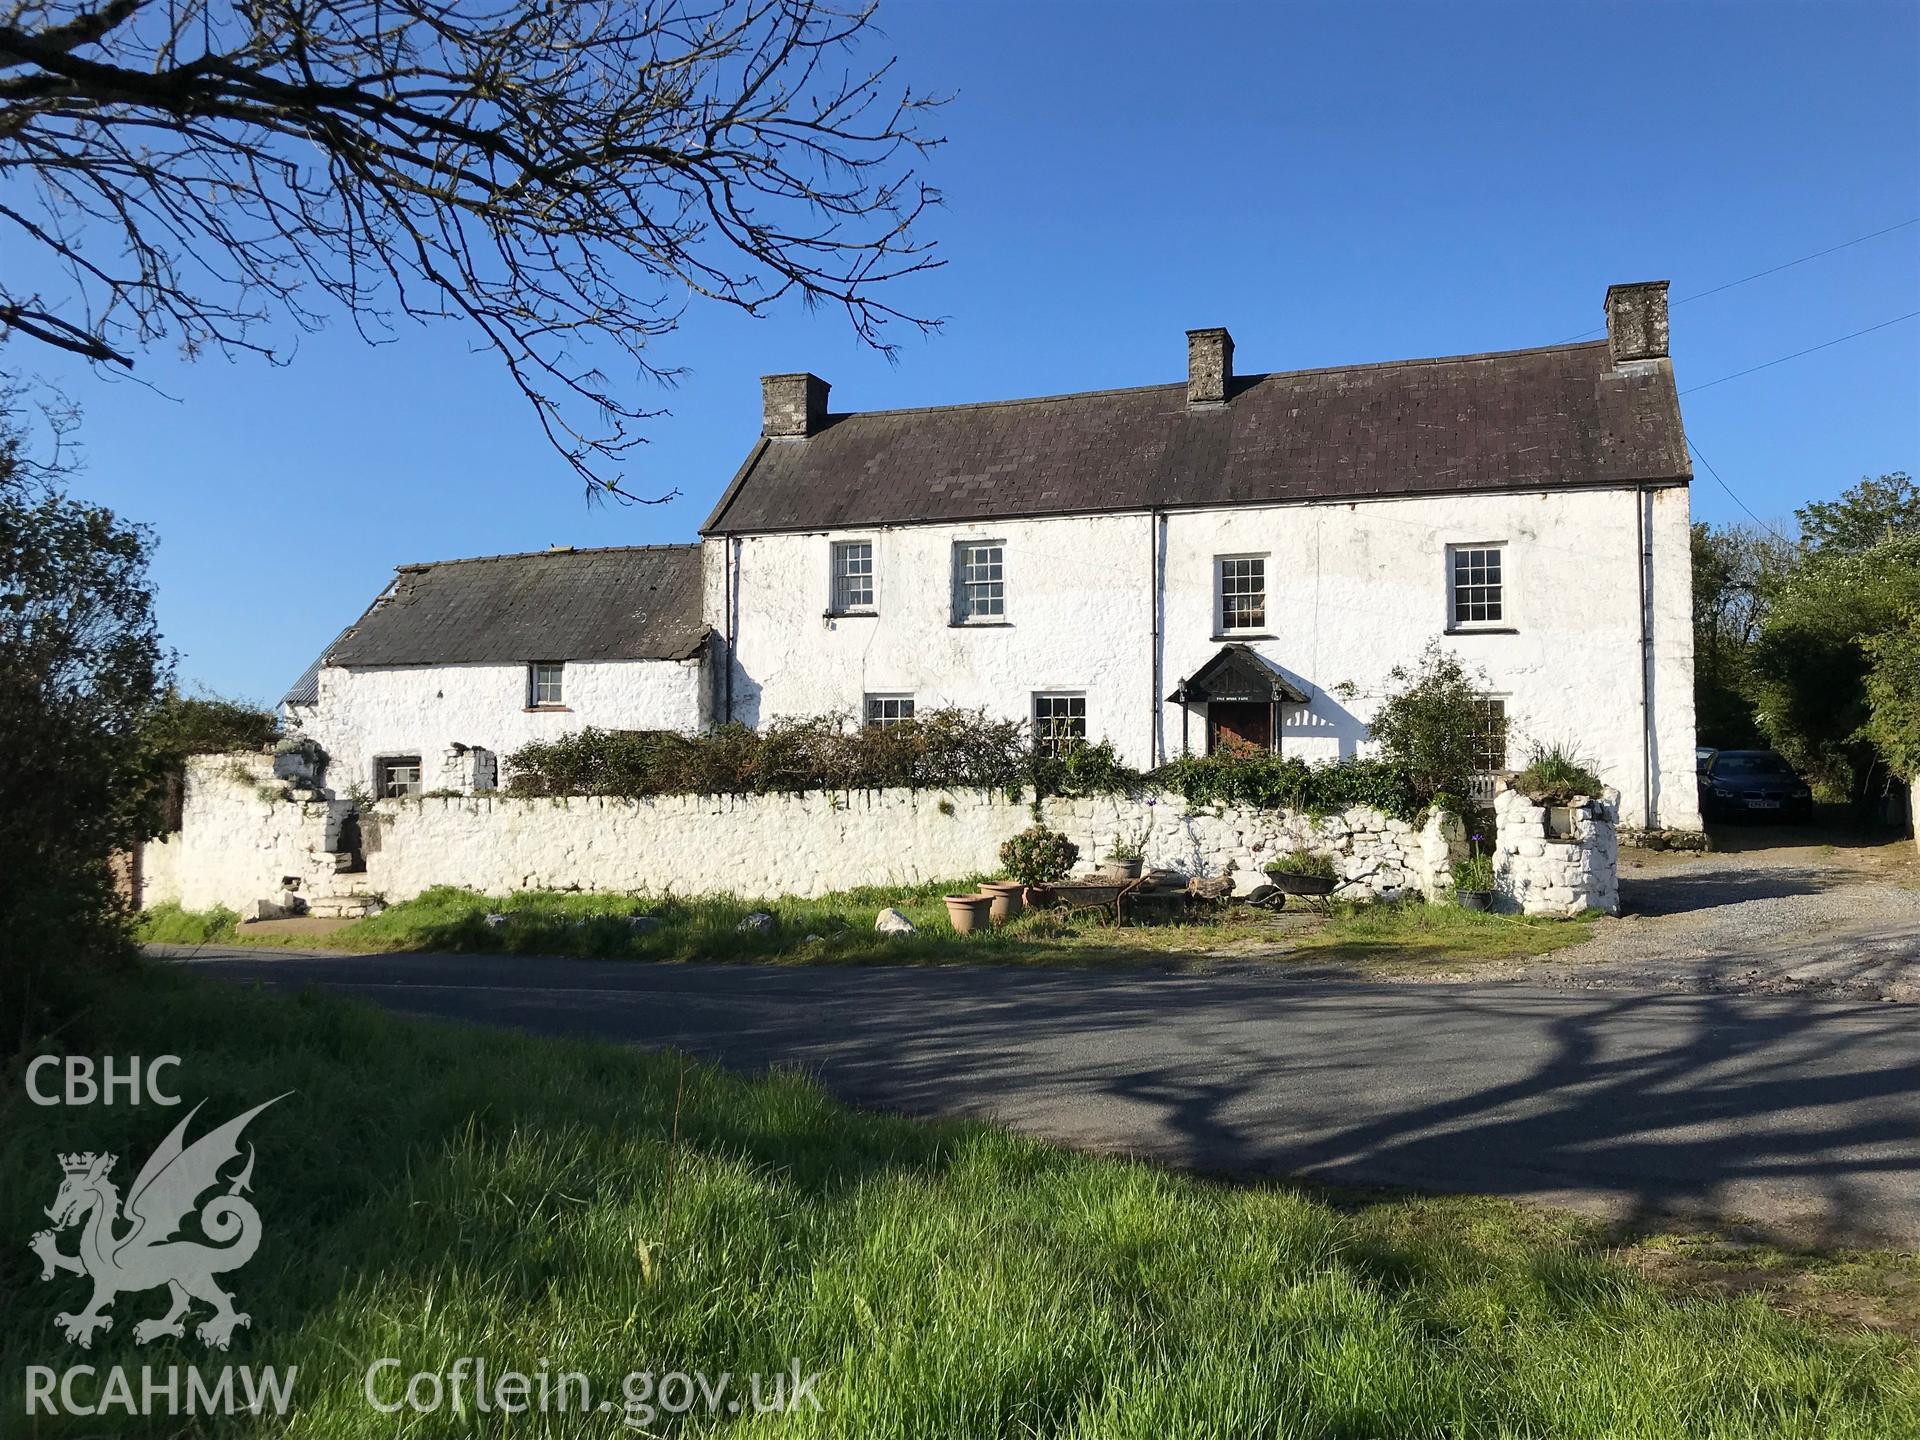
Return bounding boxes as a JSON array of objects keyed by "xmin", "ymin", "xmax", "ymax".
[
  {"xmin": 1679, "ymin": 310, "xmax": 1920, "ymax": 396},
  {"xmin": 1555, "ymin": 216, "xmax": 1920, "ymax": 343},
  {"xmin": 1685, "ymin": 436, "xmax": 1794, "ymax": 547}
]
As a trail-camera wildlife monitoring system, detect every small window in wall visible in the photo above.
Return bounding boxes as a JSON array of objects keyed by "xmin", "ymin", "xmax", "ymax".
[
  {"xmin": 1032, "ymin": 692, "xmax": 1087, "ymax": 758},
  {"xmin": 1217, "ymin": 554, "xmax": 1267, "ymax": 633},
  {"xmin": 954, "ymin": 541, "xmax": 1006, "ymax": 622},
  {"xmin": 865, "ymin": 694, "xmax": 915, "ymax": 729},
  {"xmin": 1470, "ymin": 697, "xmax": 1509, "ymax": 774},
  {"xmin": 1450, "ymin": 545, "xmax": 1505, "ymax": 627},
  {"xmin": 529, "ymin": 661, "xmax": 565, "ymax": 707},
  {"xmin": 377, "ymin": 756, "xmax": 423, "ymax": 799},
  {"xmin": 831, "ymin": 540, "xmax": 875, "ymax": 613}
]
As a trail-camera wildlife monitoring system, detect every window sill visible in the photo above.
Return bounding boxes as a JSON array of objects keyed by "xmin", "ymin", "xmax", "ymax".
[
  {"xmin": 524, "ymin": 705, "xmax": 572, "ymax": 713},
  {"xmin": 824, "ymin": 610, "xmax": 877, "ymax": 620},
  {"xmin": 949, "ymin": 620, "xmax": 1013, "ymax": 629},
  {"xmin": 1211, "ymin": 632, "xmax": 1275, "ymax": 642},
  {"xmin": 1444, "ymin": 627, "xmax": 1518, "ymax": 636}
]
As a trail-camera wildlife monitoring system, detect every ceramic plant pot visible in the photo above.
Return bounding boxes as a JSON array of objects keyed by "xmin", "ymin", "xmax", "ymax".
[
  {"xmin": 981, "ymin": 881, "xmax": 1025, "ymax": 923},
  {"xmin": 1098, "ymin": 857, "xmax": 1144, "ymax": 881},
  {"xmin": 944, "ymin": 893, "xmax": 993, "ymax": 934}
]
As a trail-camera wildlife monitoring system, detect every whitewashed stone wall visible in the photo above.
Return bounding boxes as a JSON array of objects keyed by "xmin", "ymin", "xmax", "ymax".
[
  {"xmin": 144, "ymin": 759, "xmax": 1465, "ymax": 908},
  {"xmin": 141, "ymin": 755, "xmax": 352, "ymax": 912},
  {"xmin": 1492, "ymin": 784, "xmax": 1621, "ymax": 917}
]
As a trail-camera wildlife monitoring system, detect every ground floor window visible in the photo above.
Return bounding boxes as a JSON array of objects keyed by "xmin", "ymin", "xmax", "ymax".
[
  {"xmin": 1032, "ymin": 692, "xmax": 1087, "ymax": 757},
  {"xmin": 1470, "ymin": 697, "xmax": 1509, "ymax": 774},
  {"xmin": 377, "ymin": 755, "xmax": 423, "ymax": 798},
  {"xmin": 865, "ymin": 694, "xmax": 915, "ymax": 729}
]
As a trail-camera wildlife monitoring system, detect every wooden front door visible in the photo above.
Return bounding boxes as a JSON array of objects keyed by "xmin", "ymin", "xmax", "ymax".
[{"xmin": 1207, "ymin": 701, "xmax": 1272, "ymax": 755}]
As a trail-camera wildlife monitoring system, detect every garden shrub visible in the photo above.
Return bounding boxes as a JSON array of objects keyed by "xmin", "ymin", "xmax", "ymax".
[
  {"xmin": 998, "ymin": 826, "xmax": 1080, "ymax": 886},
  {"xmin": 1155, "ymin": 752, "xmax": 1419, "ymax": 820},
  {"xmin": 506, "ymin": 709, "xmax": 1038, "ymax": 799}
]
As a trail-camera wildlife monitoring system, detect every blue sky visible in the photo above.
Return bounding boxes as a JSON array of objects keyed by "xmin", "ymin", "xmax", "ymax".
[{"xmin": 16, "ymin": 0, "xmax": 1919, "ymax": 703}]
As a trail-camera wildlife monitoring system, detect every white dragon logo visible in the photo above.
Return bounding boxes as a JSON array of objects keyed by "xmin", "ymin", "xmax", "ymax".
[{"xmin": 29, "ymin": 1096, "xmax": 286, "ymax": 1350}]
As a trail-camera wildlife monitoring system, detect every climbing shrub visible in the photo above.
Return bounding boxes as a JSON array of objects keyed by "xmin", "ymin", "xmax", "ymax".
[
  {"xmin": 506, "ymin": 710, "xmax": 1036, "ymax": 798},
  {"xmin": 1155, "ymin": 752, "xmax": 1419, "ymax": 820}
]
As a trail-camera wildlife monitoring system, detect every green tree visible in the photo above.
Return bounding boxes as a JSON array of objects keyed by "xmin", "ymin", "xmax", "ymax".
[
  {"xmin": 1368, "ymin": 641, "xmax": 1485, "ymax": 809},
  {"xmin": 1797, "ymin": 472, "xmax": 1919, "ymax": 555},
  {"xmin": 0, "ymin": 400, "xmax": 171, "ymax": 1049},
  {"xmin": 1748, "ymin": 534, "xmax": 1920, "ymax": 801},
  {"xmin": 1690, "ymin": 521, "xmax": 1798, "ymax": 747},
  {"xmin": 1862, "ymin": 610, "xmax": 1920, "ymax": 782}
]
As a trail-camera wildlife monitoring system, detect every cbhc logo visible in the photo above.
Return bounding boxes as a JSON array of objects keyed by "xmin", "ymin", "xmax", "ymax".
[{"xmin": 26, "ymin": 1056, "xmax": 183, "ymax": 1107}]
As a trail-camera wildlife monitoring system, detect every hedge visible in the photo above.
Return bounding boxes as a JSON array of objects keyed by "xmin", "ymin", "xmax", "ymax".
[{"xmin": 505, "ymin": 713, "xmax": 1419, "ymax": 818}]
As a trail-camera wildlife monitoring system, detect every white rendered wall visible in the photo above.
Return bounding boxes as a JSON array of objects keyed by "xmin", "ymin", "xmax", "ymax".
[
  {"xmin": 141, "ymin": 755, "xmax": 350, "ymax": 911},
  {"xmin": 298, "ymin": 656, "xmax": 709, "ymax": 796},
  {"xmin": 708, "ymin": 485, "xmax": 1701, "ymax": 830}
]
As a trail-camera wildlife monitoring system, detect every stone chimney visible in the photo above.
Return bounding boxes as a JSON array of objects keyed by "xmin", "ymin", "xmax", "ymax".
[
  {"xmin": 1186, "ymin": 327, "xmax": 1234, "ymax": 406},
  {"xmin": 1604, "ymin": 282, "xmax": 1670, "ymax": 367},
  {"xmin": 761, "ymin": 372, "xmax": 830, "ymax": 437}
]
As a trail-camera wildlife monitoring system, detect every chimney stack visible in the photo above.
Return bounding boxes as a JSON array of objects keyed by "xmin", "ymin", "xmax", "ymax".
[
  {"xmin": 1186, "ymin": 327, "xmax": 1234, "ymax": 406},
  {"xmin": 1603, "ymin": 282, "xmax": 1670, "ymax": 367},
  {"xmin": 761, "ymin": 372, "xmax": 830, "ymax": 438}
]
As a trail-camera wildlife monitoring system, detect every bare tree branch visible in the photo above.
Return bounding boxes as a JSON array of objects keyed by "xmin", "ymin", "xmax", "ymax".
[{"xmin": 0, "ymin": 0, "xmax": 945, "ymax": 500}]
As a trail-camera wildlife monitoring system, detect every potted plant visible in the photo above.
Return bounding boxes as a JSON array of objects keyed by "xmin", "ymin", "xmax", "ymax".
[
  {"xmin": 1262, "ymin": 850, "xmax": 1339, "ymax": 896},
  {"xmin": 1451, "ymin": 853, "xmax": 1496, "ymax": 911},
  {"xmin": 1097, "ymin": 824, "xmax": 1150, "ymax": 881},
  {"xmin": 999, "ymin": 825, "xmax": 1080, "ymax": 906},
  {"xmin": 943, "ymin": 892, "xmax": 994, "ymax": 934}
]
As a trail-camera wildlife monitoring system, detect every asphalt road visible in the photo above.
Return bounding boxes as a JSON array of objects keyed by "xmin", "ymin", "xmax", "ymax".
[{"xmin": 165, "ymin": 945, "xmax": 1920, "ymax": 1246}]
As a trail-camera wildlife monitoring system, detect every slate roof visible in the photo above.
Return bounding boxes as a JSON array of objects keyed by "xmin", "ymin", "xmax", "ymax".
[
  {"xmin": 701, "ymin": 340, "xmax": 1689, "ymax": 535},
  {"xmin": 322, "ymin": 545, "xmax": 708, "ymax": 668}
]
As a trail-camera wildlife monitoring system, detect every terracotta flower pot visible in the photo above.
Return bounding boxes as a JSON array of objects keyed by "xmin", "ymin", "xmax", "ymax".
[
  {"xmin": 981, "ymin": 881, "xmax": 1025, "ymax": 923},
  {"xmin": 1097, "ymin": 858, "xmax": 1144, "ymax": 881},
  {"xmin": 944, "ymin": 893, "xmax": 993, "ymax": 934}
]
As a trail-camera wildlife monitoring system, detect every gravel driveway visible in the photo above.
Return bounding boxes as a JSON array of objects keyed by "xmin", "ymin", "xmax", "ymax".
[{"xmin": 1530, "ymin": 829, "xmax": 1920, "ymax": 1002}]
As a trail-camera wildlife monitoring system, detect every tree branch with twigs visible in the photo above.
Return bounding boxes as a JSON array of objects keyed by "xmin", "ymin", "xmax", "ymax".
[{"xmin": 0, "ymin": 0, "xmax": 945, "ymax": 500}]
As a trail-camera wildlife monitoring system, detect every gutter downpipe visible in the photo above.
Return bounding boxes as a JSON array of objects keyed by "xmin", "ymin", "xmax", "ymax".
[
  {"xmin": 723, "ymin": 536, "xmax": 737, "ymax": 725},
  {"xmin": 1149, "ymin": 508, "xmax": 1163, "ymax": 767},
  {"xmin": 1637, "ymin": 487, "xmax": 1656, "ymax": 830}
]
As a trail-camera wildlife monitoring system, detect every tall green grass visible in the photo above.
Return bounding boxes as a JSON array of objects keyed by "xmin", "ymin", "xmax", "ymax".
[
  {"xmin": 139, "ymin": 885, "xmax": 1597, "ymax": 970},
  {"xmin": 2, "ymin": 967, "xmax": 1912, "ymax": 1436}
]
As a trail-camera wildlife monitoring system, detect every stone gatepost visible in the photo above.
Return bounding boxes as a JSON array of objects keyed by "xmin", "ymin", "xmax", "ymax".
[{"xmin": 1492, "ymin": 784, "xmax": 1620, "ymax": 917}]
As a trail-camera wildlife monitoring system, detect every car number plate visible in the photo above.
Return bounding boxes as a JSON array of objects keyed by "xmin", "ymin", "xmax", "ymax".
[{"xmin": 1748, "ymin": 798, "xmax": 1781, "ymax": 809}]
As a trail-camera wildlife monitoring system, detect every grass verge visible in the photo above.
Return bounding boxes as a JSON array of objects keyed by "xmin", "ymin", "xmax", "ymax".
[
  {"xmin": 2, "ymin": 965, "xmax": 1913, "ymax": 1436},
  {"xmin": 139, "ymin": 886, "xmax": 1595, "ymax": 971}
]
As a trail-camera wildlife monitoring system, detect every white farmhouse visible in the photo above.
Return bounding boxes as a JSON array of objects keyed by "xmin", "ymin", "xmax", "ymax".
[
  {"xmin": 284, "ymin": 544, "xmax": 709, "ymax": 797},
  {"xmin": 284, "ymin": 281, "xmax": 1698, "ymax": 831},
  {"xmin": 701, "ymin": 281, "xmax": 1699, "ymax": 830}
]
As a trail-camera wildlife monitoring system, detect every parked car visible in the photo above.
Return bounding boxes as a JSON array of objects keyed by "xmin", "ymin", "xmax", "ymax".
[
  {"xmin": 1698, "ymin": 750, "xmax": 1814, "ymax": 822},
  {"xmin": 1695, "ymin": 745, "xmax": 1717, "ymax": 775}
]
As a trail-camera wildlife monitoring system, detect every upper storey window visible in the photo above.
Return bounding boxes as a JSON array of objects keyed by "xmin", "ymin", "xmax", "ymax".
[
  {"xmin": 1448, "ymin": 545, "xmax": 1506, "ymax": 628},
  {"xmin": 953, "ymin": 541, "xmax": 1005, "ymax": 622},
  {"xmin": 830, "ymin": 540, "xmax": 874, "ymax": 614}
]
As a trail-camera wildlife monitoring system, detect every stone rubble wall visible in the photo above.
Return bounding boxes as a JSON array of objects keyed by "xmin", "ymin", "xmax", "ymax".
[
  {"xmin": 1492, "ymin": 785, "xmax": 1621, "ymax": 918},
  {"xmin": 144, "ymin": 758, "xmax": 1465, "ymax": 908},
  {"xmin": 141, "ymin": 755, "xmax": 353, "ymax": 912}
]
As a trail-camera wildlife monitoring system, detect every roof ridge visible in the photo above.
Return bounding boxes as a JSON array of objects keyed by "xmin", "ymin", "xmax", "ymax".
[
  {"xmin": 394, "ymin": 542, "xmax": 699, "ymax": 572},
  {"xmin": 820, "ymin": 339, "xmax": 1612, "ymax": 421}
]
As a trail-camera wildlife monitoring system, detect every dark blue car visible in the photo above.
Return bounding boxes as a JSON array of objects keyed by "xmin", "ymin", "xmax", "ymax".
[{"xmin": 1698, "ymin": 750, "xmax": 1814, "ymax": 822}]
